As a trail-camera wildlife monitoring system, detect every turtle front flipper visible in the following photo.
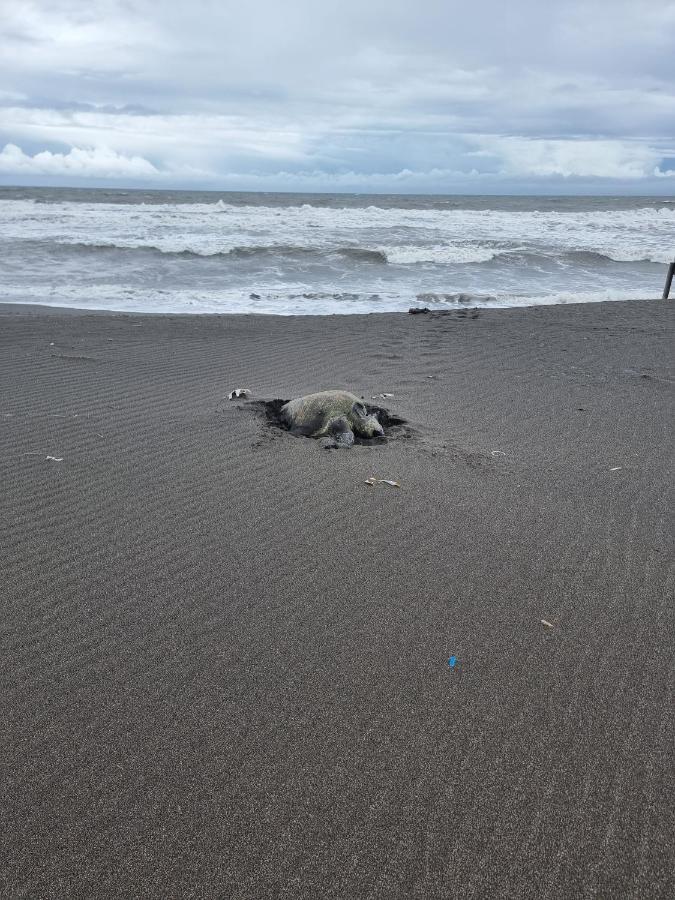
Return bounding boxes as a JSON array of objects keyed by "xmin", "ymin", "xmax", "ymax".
[{"xmin": 328, "ymin": 416, "xmax": 355, "ymax": 447}]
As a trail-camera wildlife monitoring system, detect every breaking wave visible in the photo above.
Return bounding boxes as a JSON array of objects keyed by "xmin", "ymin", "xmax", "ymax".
[
  {"xmin": 36, "ymin": 239, "xmax": 389, "ymax": 264},
  {"xmin": 30, "ymin": 239, "xmax": 671, "ymax": 267},
  {"xmin": 384, "ymin": 245, "xmax": 497, "ymax": 264},
  {"xmin": 1, "ymin": 189, "xmax": 673, "ymax": 315}
]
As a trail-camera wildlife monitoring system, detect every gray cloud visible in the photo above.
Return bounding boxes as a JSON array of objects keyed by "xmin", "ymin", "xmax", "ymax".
[{"xmin": 1, "ymin": 0, "xmax": 674, "ymax": 191}]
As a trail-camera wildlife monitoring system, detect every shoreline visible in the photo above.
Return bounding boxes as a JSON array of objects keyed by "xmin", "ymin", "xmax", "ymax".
[
  {"xmin": 0, "ymin": 294, "xmax": 667, "ymax": 319},
  {"xmin": 1, "ymin": 296, "xmax": 673, "ymax": 898}
]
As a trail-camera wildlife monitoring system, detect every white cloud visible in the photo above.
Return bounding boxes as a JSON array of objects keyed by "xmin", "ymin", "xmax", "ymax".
[
  {"xmin": 0, "ymin": 1, "xmax": 162, "ymax": 75},
  {"xmin": 471, "ymin": 136, "xmax": 673, "ymax": 179},
  {"xmin": 0, "ymin": 106, "xmax": 309, "ymax": 163},
  {"xmin": 0, "ymin": 143, "xmax": 160, "ymax": 178},
  {"xmin": 1, "ymin": 2, "xmax": 675, "ymax": 190}
]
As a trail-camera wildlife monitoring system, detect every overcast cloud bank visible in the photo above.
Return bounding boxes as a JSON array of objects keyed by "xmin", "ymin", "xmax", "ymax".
[{"xmin": 1, "ymin": 1, "xmax": 674, "ymax": 193}]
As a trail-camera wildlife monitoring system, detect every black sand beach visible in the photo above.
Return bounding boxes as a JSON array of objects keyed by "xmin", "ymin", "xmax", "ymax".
[{"xmin": 1, "ymin": 299, "xmax": 673, "ymax": 898}]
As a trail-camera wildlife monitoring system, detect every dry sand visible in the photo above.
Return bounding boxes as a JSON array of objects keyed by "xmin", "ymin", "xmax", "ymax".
[{"xmin": 1, "ymin": 299, "xmax": 673, "ymax": 898}]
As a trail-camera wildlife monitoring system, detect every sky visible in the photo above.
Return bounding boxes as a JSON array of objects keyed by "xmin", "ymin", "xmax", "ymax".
[{"xmin": 1, "ymin": 0, "xmax": 675, "ymax": 194}]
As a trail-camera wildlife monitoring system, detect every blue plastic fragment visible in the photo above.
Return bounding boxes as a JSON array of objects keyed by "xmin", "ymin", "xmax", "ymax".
[{"xmin": 448, "ymin": 656, "xmax": 457, "ymax": 668}]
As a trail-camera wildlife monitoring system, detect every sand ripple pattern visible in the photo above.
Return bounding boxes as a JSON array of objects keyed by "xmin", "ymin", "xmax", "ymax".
[{"xmin": 0, "ymin": 300, "xmax": 673, "ymax": 898}]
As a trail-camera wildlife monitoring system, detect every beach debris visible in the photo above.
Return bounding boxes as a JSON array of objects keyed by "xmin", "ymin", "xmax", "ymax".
[
  {"xmin": 409, "ymin": 307, "xmax": 430, "ymax": 315},
  {"xmin": 448, "ymin": 656, "xmax": 457, "ymax": 668},
  {"xmin": 609, "ymin": 466, "xmax": 622, "ymax": 472},
  {"xmin": 541, "ymin": 619, "xmax": 554, "ymax": 629},
  {"xmin": 45, "ymin": 456, "xmax": 63, "ymax": 462},
  {"xmin": 491, "ymin": 450, "xmax": 506, "ymax": 457},
  {"xmin": 372, "ymin": 393, "xmax": 394, "ymax": 399},
  {"xmin": 281, "ymin": 391, "xmax": 384, "ymax": 445},
  {"xmin": 228, "ymin": 388, "xmax": 251, "ymax": 400},
  {"xmin": 365, "ymin": 477, "xmax": 400, "ymax": 488}
]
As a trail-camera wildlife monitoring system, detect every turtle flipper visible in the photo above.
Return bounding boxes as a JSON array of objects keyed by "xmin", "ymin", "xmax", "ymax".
[{"xmin": 328, "ymin": 416, "xmax": 355, "ymax": 448}]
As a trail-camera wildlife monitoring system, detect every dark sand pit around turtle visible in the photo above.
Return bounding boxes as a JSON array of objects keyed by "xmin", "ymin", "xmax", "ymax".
[{"xmin": 0, "ymin": 299, "xmax": 673, "ymax": 899}]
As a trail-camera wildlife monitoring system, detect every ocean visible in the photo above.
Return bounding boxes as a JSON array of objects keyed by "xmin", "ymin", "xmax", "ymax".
[{"xmin": 1, "ymin": 187, "xmax": 673, "ymax": 314}]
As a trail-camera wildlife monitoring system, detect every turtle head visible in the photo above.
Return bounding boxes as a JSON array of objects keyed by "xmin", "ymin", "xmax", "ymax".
[{"xmin": 350, "ymin": 401, "xmax": 385, "ymax": 439}]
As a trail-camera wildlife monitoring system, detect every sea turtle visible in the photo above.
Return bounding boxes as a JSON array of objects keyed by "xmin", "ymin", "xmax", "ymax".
[{"xmin": 280, "ymin": 390, "xmax": 384, "ymax": 447}]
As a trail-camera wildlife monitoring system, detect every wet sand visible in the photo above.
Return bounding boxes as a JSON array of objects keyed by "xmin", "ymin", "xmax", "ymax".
[{"xmin": 1, "ymin": 299, "xmax": 673, "ymax": 898}]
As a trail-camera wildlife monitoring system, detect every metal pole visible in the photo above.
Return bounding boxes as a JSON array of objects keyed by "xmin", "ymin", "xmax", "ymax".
[{"xmin": 663, "ymin": 261, "xmax": 675, "ymax": 299}]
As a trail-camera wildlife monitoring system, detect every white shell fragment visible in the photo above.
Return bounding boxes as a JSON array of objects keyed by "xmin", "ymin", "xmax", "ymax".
[
  {"xmin": 365, "ymin": 477, "xmax": 401, "ymax": 488},
  {"xmin": 228, "ymin": 388, "xmax": 251, "ymax": 400}
]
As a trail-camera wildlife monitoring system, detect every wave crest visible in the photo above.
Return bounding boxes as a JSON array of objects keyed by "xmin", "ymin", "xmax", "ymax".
[
  {"xmin": 45, "ymin": 240, "xmax": 389, "ymax": 263},
  {"xmin": 386, "ymin": 245, "xmax": 497, "ymax": 265}
]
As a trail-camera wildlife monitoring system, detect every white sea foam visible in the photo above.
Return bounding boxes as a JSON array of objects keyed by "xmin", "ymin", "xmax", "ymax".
[
  {"xmin": 2, "ymin": 196, "xmax": 673, "ymax": 262},
  {"xmin": 0, "ymin": 194, "xmax": 672, "ymax": 313},
  {"xmin": 3, "ymin": 281, "xmax": 652, "ymax": 316},
  {"xmin": 385, "ymin": 245, "xmax": 497, "ymax": 264}
]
